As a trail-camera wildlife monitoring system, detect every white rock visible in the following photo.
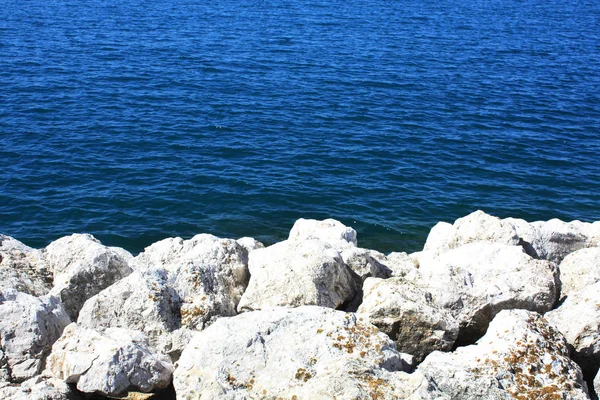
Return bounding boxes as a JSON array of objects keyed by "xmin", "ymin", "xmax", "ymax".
[
  {"xmin": 357, "ymin": 277, "xmax": 459, "ymax": 362},
  {"xmin": 0, "ymin": 289, "xmax": 70, "ymax": 383},
  {"xmin": 236, "ymin": 237, "xmax": 265, "ymax": 253},
  {"xmin": 423, "ymin": 211, "xmax": 520, "ymax": 254},
  {"xmin": 47, "ymin": 324, "xmax": 173, "ymax": 396},
  {"xmin": 0, "ymin": 234, "xmax": 52, "ymax": 296},
  {"xmin": 80, "ymin": 234, "xmax": 252, "ymax": 358},
  {"xmin": 418, "ymin": 242, "xmax": 559, "ymax": 343},
  {"xmin": 545, "ymin": 282, "xmax": 600, "ymax": 374},
  {"xmin": 162, "ymin": 235, "xmax": 250, "ymax": 330},
  {"xmin": 45, "ymin": 234, "xmax": 133, "ymax": 320},
  {"xmin": 529, "ymin": 219, "xmax": 596, "ymax": 264},
  {"xmin": 558, "ymin": 247, "xmax": 600, "ymax": 298},
  {"xmin": 0, "ymin": 374, "xmax": 79, "ymax": 400},
  {"xmin": 504, "ymin": 217, "xmax": 539, "ymax": 256},
  {"xmin": 237, "ymin": 239, "xmax": 357, "ymax": 312},
  {"xmin": 77, "ymin": 268, "xmax": 181, "ymax": 354},
  {"xmin": 418, "ymin": 309, "xmax": 589, "ymax": 399},
  {"xmin": 386, "ymin": 251, "xmax": 420, "ymax": 278},
  {"xmin": 174, "ymin": 306, "xmax": 439, "ymax": 400},
  {"xmin": 132, "ymin": 233, "xmax": 249, "ymax": 276},
  {"xmin": 340, "ymin": 247, "xmax": 392, "ymax": 280},
  {"xmin": 288, "ymin": 218, "xmax": 357, "ymax": 251},
  {"xmin": 132, "ymin": 234, "xmax": 250, "ymax": 325}
]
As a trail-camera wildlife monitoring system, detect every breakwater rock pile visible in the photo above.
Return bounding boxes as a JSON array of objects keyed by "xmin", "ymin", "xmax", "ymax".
[{"xmin": 1, "ymin": 210, "xmax": 600, "ymax": 399}]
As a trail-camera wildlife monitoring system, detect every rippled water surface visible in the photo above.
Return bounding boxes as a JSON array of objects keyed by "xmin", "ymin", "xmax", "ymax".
[{"xmin": 1, "ymin": 0, "xmax": 599, "ymax": 253}]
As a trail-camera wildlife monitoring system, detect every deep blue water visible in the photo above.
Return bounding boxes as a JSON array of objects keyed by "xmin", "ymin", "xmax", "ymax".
[{"xmin": 1, "ymin": 0, "xmax": 599, "ymax": 254}]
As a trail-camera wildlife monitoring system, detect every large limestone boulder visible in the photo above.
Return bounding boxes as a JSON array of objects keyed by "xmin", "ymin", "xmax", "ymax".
[
  {"xmin": 423, "ymin": 211, "xmax": 600, "ymax": 265},
  {"xmin": 132, "ymin": 234, "xmax": 250, "ymax": 328},
  {"xmin": 558, "ymin": 247, "xmax": 600, "ymax": 298},
  {"xmin": 45, "ymin": 234, "xmax": 133, "ymax": 320},
  {"xmin": 0, "ymin": 374, "xmax": 80, "ymax": 400},
  {"xmin": 0, "ymin": 289, "xmax": 70, "ymax": 383},
  {"xmin": 528, "ymin": 219, "xmax": 599, "ymax": 264},
  {"xmin": 545, "ymin": 282, "xmax": 600, "ymax": 375},
  {"xmin": 288, "ymin": 218, "xmax": 357, "ymax": 251},
  {"xmin": 418, "ymin": 310, "xmax": 589, "ymax": 399},
  {"xmin": 385, "ymin": 251, "xmax": 420, "ymax": 278},
  {"xmin": 417, "ymin": 242, "xmax": 559, "ymax": 343},
  {"xmin": 235, "ymin": 237, "xmax": 264, "ymax": 254},
  {"xmin": 339, "ymin": 247, "xmax": 392, "ymax": 280},
  {"xmin": 357, "ymin": 277, "xmax": 459, "ymax": 362},
  {"xmin": 77, "ymin": 268, "xmax": 181, "ymax": 354},
  {"xmin": 423, "ymin": 211, "xmax": 520, "ymax": 254},
  {"xmin": 47, "ymin": 324, "xmax": 173, "ymax": 397},
  {"xmin": 174, "ymin": 306, "xmax": 438, "ymax": 399},
  {"xmin": 237, "ymin": 239, "xmax": 358, "ymax": 311},
  {"xmin": 0, "ymin": 234, "xmax": 52, "ymax": 296}
]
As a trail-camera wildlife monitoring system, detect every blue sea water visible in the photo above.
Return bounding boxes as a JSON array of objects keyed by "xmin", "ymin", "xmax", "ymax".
[{"xmin": 1, "ymin": 0, "xmax": 599, "ymax": 254}]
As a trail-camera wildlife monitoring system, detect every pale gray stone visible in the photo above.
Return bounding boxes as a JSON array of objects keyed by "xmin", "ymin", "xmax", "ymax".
[
  {"xmin": 164, "ymin": 235, "xmax": 250, "ymax": 330},
  {"xmin": 47, "ymin": 324, "xmax": 173, "ymax": 397},
  {"xmin": 236, "ymin": 237, "xmax": 265, "ymax": 254},
  {"xmin": 340, "ymin": 247, "xmax": 392, "ymax": 280},
  {"xmin": 545, "ymin": 282, "xmax": 600, "ymax": 375},
  {"xmin": 418, "ymin": 310, "xmax": 589, "ymax": 399},
  {"xmin": 386, "ymin": 251, "xmax": 420, "ymax": 278},
  {"xmin": 529, "ymin": 219, "xmax": 598, "ymax": 264},
  {"xmin": 79, "ymin": 234, "xmax": 251, "ymax": 358},
  {"xmin": 0, "ymin": 234, "xmax": 52, "ymax": 296},
  {"xmin": 132, "ymin": 234, "xmax": 249, "ymax": 329},
  {"xmin": 174, "ymin": 306, "xmax": 440, "ymax": 400},
  {"xmin": 45, "ymin": 234, "xmax": 133, "ymax": 320},
  {"xmin": 237, "ymin": 239, "xmax": 357, "ymax": 312},
  {"xmin": 0, "ymin": 289, "xmax": 70, "ymax": 383},
  {"xmin": 558, "ymin": 247, "xmax": 600, "ymax": 299},
  {"xmin": 357, "ymin": 277, "xmax": 459, "ymax": 362},
  {"xmin": 77, "ymin": 268, "xmax": 181, "ymax": 354},
  {"xmin": 0, "ymin": 374, "xmax": 81, "ymax": 400},
  {"xmin": 423, "ymin": 211, "xmax": 520, "ymax": 254},
  {"xmin": 417, "ymin": 242, "xmax": 559, "ymax": 343},
  {"xmin": 288, "ymin": 218, "xmax": 358, "ymax": 251}
]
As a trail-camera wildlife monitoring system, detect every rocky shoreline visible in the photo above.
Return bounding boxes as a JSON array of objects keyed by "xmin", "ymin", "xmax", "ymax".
[{"xmin": 1, "ymin": 211, "xmax": 599, "ymax": 399}]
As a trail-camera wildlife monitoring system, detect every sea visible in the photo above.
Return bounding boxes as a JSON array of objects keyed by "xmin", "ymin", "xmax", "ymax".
[{"xmin": 1, "ymin": 0, "xmax": 599, "ymax": 255}]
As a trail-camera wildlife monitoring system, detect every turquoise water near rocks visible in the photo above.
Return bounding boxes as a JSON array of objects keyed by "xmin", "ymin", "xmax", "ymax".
[{"xmin": 1, "ymin": 0, "xmax": 599, "ymax": 254}]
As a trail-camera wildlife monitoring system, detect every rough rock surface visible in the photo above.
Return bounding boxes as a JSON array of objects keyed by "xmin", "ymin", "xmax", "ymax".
[
  {"xmin": 0, "ymin": 289, "xmax": 70, "ymax": 383},
  {"xmin": 288, "ymin": 218, "xmax": 357, "ymax": 251},
  {"xmin": 0, "ymin": 374, "xmax": 80, "ymax": 400},
  {"xmin": 386, "ymin": 251, "xmax": 421, "ymax": 278},
  {"xmin": 237, "ymin": 239, "xmax": 357, "ymax": 311},
  {"xmin": 235, "ymin": 237, "xmax": 264, "ymax": 254},
  {"xmin": 423, "ymin": 210, "xmax": 520, "ymax": 254},
  {"xmin": 0, "ymin": 234, "xmax": 52, "ymax": 296},
  {"xmin": 557, "ymin": 247, "xmax": 600, "ymax": 299},
  {"xmin": 77, "ymin": 268, "xmax": 181, "ymax": 354},
  {"xmin": 47, "ymin": 324, "xmax": 173, "ymax": 396},
  {"xmin": 423, "ymin": 211, "xmax": 600, "ymax": 265},
  {"xmin": 545, "ymin": 282, "xmax": 600, "ymax": 375},
  {"xmin": 528, "ymin": 219, "xmax": 599, "ymax": 264},
  {"xmin": 45, "ymin": 234, "xmax": 133, "ymax": 320},
  {"xmin": 357, "ymin": 277, "xmax": 459, "ymax": 362},
  {"xmin": 417, "ymin": 242, "xmax": 559, "ymax": 343},
  {"xmin": 174, "ymin": 306, "xmax": 438, "ymax": 400},
  {"xmin": 132, "ymin": 234, "xmax": 250, "ymax": 329},
  {"xmin": 418, "ymin": 310, "xmax": 589, "ymax": 399},
  {"xmin": 340, "ymin": 247, "xmax": 392, "ymax": 280}
]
